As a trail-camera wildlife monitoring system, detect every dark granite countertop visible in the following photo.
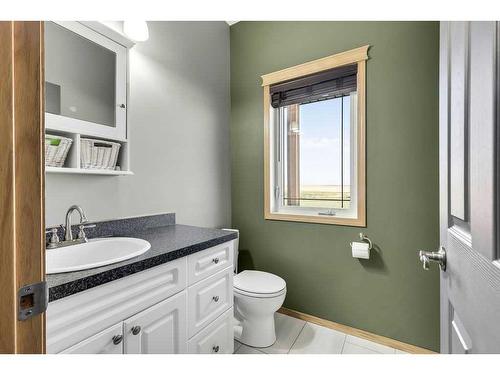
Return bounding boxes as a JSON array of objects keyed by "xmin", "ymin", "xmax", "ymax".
[{"xmin": 46, "ymin": 214, "xmax": 237, "ymax": 302}]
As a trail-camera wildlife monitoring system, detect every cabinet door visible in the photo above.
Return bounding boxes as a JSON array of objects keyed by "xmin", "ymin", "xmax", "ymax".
[
  {"xmin": 59, "ymin": 323, "xmax": 123, "ymax": 354},
  {"xmin": 188, "ymin": 307, "xmax": 234, "ymax": 354},
  {"xmin": 123, "ymin": 291, "xmax": 187, "ymax": 354},
  {"xmin": 45, "ymin": 21, "xmax": 127, "ymax": 141}
]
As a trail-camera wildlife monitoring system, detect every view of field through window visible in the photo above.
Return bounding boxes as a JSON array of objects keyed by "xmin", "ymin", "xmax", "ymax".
[{"xmin": 282, "ymin": 95, "xmax": 352, "ymax": 209}]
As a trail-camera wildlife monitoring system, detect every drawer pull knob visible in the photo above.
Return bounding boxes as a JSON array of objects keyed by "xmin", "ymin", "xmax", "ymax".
[
  {"xmin": 112, "ymin": 335, "xmax": 123, "ymax": 345},
  {"xmin": 131, "ymin": 326, "xmax": 141, "ymax": 335},
  {"xmin": 212, "ymin": 258, "xmax": 219, "ymax": 264},
  {"xmin": 212, "ymin": 296, "xmax": 220, "ymax": 302},
  {"xmin": 212, "ymin": 345, "xmax": 220, "ymax": 353}
]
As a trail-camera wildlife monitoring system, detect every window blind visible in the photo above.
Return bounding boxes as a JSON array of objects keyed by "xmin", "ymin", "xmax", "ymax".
[{"xmin": 270, "ymin": 64, "xmax": 357, "ymax": 108}]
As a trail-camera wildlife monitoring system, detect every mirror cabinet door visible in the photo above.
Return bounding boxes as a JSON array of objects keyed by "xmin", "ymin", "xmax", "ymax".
[{"xmin": 44, "ymin": 21, "xmax": 127, "ymax": 140}]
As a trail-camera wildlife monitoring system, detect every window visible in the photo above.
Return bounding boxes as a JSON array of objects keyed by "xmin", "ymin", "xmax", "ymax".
[
  {"xmin": 277, "ymin": 94, "xmax": 356, "ymax": 212},
  {"xmin": 262, "ymin": 46, "xmax": 368, "ymax": 226}
]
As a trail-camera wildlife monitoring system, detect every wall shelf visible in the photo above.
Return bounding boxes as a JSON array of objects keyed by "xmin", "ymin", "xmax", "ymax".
[
  {"xmin": 45, "ymin": 122, "xmax": 132, "ymax": 176},
  {"xmin": 45, "ymin": 166, "xmax": 134, "ymax": 176}
]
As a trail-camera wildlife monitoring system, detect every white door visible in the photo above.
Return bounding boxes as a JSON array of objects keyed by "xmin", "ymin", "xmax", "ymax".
[
  {"xmin": 123, "ymin": 291, "xmax": 188, "ymax": 354},
  {"xmin": 429, "ymin": 21, "xmax": 500, "ymax": 353},
  {"xmin": 60, "ymin": 323, "xmax": 123, "ymax": 354}
]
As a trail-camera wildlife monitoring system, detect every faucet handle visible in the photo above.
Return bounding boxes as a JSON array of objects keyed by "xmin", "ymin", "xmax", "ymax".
[
  {"xmin": 46, "ymin": 228, "xmax": 60, "ymax": 248},
  {"xmin": 78, "ymin": 224, "xmax": 96, "ymax": 241}
]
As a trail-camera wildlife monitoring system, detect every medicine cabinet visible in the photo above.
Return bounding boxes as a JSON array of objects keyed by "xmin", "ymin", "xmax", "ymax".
[{"xmin": 44, "ymin": 21, "xmax": 134, "ymax": 175}]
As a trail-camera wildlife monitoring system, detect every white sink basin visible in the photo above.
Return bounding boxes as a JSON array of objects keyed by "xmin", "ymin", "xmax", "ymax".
[{"xmin": 46, "ymin": 237, "xmax": 151, "ymax": 274}]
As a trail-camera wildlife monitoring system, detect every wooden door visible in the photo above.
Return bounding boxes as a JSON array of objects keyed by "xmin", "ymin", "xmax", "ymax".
[
  {"xmin": 0, "ymin": 21, "xmax": 45, "ymax": 354},
  {"xmin": 123, "ymin": 291, "xmax": 188, "ymax": 354},
  {"xmin": 436, "ymin": 21, "xmax": 500, "ymax": 353}
]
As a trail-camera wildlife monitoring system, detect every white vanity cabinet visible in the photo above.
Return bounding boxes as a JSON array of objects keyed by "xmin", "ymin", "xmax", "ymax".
[{"xmin": 47, "ymin": 241, "xmax": 235, "ymax": 354}]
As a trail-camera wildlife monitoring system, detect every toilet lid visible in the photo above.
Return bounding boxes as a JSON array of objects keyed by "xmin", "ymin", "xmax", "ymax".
[{"xmin": 234, "ymin": 270, "xmax": 286, "ymax": 294}]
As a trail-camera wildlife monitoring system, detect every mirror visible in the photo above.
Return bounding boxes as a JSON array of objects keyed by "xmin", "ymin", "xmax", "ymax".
[{"xmin": 45, "ymin": 22, "xmax": 116, "ymax": 128}]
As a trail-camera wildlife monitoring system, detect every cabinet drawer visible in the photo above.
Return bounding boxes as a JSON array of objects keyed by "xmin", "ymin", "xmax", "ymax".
[
  {"xmin": 188, "ymin": 307, "xmax": 234, "ymax": 354},
  {"xmin": 59, "ymin": 323, "xmax": 123, "ymax": 354},
  {"xmin": 188, "ymin": 266, "xmax": 233, "ymax": 337},
  {"xmin": 187, "ymin": 241, "xmax": 234, "ymax": 285}
]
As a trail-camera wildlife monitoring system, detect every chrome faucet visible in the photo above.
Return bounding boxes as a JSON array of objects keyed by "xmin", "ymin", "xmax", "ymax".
[
  {"xmin": 46, "ymin": 205, "xmax": 95, "ymax": 249},
  {"xmin": 65, "ymin": 205, "xmax": 88, "ymax": 241}
]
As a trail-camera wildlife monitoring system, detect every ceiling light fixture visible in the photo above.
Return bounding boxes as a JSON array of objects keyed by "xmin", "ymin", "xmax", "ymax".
[{"xmin": 123, "ymin": 21, "xmax": 149, "ymax": 42}]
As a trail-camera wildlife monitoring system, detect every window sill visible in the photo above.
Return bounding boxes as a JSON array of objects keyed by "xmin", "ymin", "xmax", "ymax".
[{"xmin": 264, "ymin": 212, "xmax": 366, "ymax": 227}]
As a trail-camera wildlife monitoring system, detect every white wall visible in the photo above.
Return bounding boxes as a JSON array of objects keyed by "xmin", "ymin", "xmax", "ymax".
[{"xmin": 45, "ymin": 22, "xmax": 231, "ymax": 228}]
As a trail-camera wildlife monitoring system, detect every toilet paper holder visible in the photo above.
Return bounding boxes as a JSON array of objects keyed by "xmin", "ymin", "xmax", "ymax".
[{"xmin": 350, "ymin": 232, "xmax": 373, "ymax": 250}]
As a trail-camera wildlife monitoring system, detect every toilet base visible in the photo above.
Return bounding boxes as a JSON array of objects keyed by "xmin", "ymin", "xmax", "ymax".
[
  {"xmin": 234, "ymin": 315, "xmax": 277, "ymax": 348},
  {"xmin": 233, "ymin": 284, "xmax": 286, "ymax": 349}
]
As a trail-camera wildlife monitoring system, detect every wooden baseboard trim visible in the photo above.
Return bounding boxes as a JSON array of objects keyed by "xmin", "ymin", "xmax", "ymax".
[{"xmin": 278, "ymin": 307, "xmax": 436, "ymax": 354}]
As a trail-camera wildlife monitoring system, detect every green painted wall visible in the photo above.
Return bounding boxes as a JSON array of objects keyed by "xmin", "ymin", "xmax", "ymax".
[{"xmin": 230, "ymin": 21, "xmax": 440, "ymax": 351}]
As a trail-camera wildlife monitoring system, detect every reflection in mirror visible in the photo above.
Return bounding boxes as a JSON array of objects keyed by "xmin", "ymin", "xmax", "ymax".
[{"xmin": 45, "ymin": 22, "xmax": 116, "ymax": 128}]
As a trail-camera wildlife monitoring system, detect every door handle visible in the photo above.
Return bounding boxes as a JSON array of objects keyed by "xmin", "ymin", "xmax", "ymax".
[
  {"xmin": 112, "ymin": 335, "xmax": 123, "ymax": 345},
  {"xmin": 418, "ymin": 246, "xmax": 446, "ymax": 271}
]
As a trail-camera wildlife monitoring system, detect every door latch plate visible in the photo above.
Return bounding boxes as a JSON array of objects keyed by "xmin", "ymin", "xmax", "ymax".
[{"xmin": 18, "ymin": 281, "xmax": 48, "ymax": 321}]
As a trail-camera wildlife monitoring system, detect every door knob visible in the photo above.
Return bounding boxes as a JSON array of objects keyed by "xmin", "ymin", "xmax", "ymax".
[
  {"xmin": 131, "ymin": 326, "xmax": 141, "ymax": 335},
  {"xmin": 212, "ymin": 296, "xmax": 219, "ymax": 302},
  {"xmin": 418, "ymin": 246, "xmax": 446, "ymax": 271},
  {"xmin": 212, "ymin": 345, "xmax": 220, "ymax": 353},
  {"xmin": 112, "ymin": 335, "xmax": 123, "ymax": 345}
]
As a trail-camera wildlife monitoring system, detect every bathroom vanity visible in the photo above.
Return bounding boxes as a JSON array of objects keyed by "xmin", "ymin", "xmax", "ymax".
[{"xmin": 46, "ymin": 214, "xmax": 237, "ymax": 354}]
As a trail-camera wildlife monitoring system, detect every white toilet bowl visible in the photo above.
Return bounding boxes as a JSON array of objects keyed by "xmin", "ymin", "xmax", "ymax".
[{"xmin": 233, "ymin": 270, "xmax": 287, "ymax": 348}]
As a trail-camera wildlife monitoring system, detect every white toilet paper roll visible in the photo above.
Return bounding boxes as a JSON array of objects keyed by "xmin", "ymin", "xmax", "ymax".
[{"xmin": 351, "ymin": 241, "xmax": 370, "ymax": 259}]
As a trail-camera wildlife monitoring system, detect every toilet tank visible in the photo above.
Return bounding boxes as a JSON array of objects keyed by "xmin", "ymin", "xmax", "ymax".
[{"xmin": 222, "ymin": 228, "xmax": 239, "ymax": 273}]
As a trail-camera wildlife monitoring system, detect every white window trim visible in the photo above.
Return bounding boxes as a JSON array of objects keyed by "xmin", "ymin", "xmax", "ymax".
[{"xmin": 272, "ymin": 93, "xmax": 358, "ymax": 220}]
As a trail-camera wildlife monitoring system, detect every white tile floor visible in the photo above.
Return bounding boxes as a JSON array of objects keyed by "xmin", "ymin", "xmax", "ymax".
[{"xmin": 234, "ymin": 313, "xmax": 407, "ymax": 354}]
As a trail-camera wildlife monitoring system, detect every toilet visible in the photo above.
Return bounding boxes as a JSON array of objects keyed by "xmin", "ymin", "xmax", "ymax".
[{"xmin": 223, "ymin": 229, "xmax": 287, "ymax": 348}]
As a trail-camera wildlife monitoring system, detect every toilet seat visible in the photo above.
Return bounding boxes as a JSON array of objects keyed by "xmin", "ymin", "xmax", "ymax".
[
  {"xmin": 233, "ymin": 270, "xmax": 286, "ymax": 298},
  {"xmin": 234, "ymin": 287, "xmax": 286, "ymax": 299}
]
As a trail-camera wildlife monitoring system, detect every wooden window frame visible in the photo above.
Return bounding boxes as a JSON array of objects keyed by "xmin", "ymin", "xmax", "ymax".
[{"xmin": 262, "ymin": 45, "xmax": 369, "ymax": 227}]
